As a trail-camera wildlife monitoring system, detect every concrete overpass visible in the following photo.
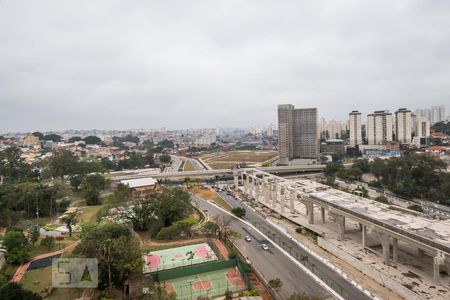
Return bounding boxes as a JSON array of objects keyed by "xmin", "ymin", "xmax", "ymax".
[
  {"xmin": 108, "ymin": 164, "xmax": 325, "ymax": 181},
  {"xmin": 234, "ymin": 168, "xmax": 450, "ymax": 284}
]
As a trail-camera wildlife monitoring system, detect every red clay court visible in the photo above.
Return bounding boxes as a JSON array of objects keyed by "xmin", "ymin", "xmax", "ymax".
[
  {"xmin": 161, "ymin": 267, "xmax": 247, "ymax": 299},
  {"xmin": 143, "ymin": 243, "xmax": 218, "ymax": 273}
]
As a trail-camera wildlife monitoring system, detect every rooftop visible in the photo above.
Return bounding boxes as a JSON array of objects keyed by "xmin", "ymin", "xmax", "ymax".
[{"xmin": 121, "ymin": 177, "xmax": 157, "ymax": 188}]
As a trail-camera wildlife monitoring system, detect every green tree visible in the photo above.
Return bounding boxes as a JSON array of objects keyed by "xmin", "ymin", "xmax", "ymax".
[
  {"xmin": 0, "ymin": 147, "xmax": 36, "ymax": 183},
  {"xmin": 159, "ymin": 154, "xmax": 172, "ymax": 164},
  {"xmin": 324, "ymin": 162, "xmax": 344, "ymax": 177},
  {"xmin": 353, "ymin": 159, "xmax": 370, "ymax": 173},
  {"xmin": 231, "ymin": 207, "xmax": 246, "ymax": 218},
  {"xmin": 174, "ymin": 216, "xmax": 197, "ymax": 237},
  {"xmin": 68, "ymin": 136, "xmax": 82, "ymax": 143},
  {"xmin": 268, "ymin": 278, "xmax": 283, "ymax": 293},
  {"xmin": 3, "ymin": 230, "xmax": 30, "ymax": 264},
  {"xmin": 45, "ymin": 150, "xmax": 80, "ymax": 180},
  {"xmin": 77, "ymin": 223, "xmax": 143, "ymax": 291},
  {"xmin": 151, "ymin": 188, "xmax": 191, "ymax": 227},
  {"xmin": 83, "ymin": 135, "xmax": 102, "ymax": 145},
  {"xmin": 203, "ymin": 221, "xmax": 219, "ymax": 236},
  {"xmin": 31, "ymin": 132, "xmax": 44, "ymax": 140},
  {"xmin": 113, "ymin": 183, "xmax": 132, "ymax": 203},
  {"xmin": 27, "ymin": 225, "xmax": 40, "ymax": 246},
  {"xmin": 83, "ymin": 174, "xmax": 109, "ymax": 206},
  {"xmin": 69, "ymin": 174, "xmax": 84, "ymax": 192},
  {"xmin": 331, "ymin": 151, "xmax": 345, "ymax": 162},
  {"xmin": 155, "ymin": 224, "xmax": 182, "ymax": 240},
  {"xmin": 43, "ymin": 134, "xmax": 62, "ymax": 142},
  {"xmin": 60, "ymin": 211, "xmax": 78, "ymax": 237},
  {"xmin": 0, "ymin": 282, "xmax": 42, "ymax": 300},
  {"xmin": 40, "ymin": 236, "xmax": 55, "ymax": 250},
  {"xmin": 84, "ymin": 187, "xmax": 101, "ymax": 206},
  {"xmin": 121, "ymin": 199, "xmax": 161, "ymax": 232},
  {"xmin": 84, "ymin": 173, "xmax": 109, "ymax": 190}
]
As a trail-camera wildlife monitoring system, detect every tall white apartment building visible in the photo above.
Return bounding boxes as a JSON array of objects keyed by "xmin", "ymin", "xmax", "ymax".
[
  {"xmin": 366, "ymin": 110, "xmax": 393, "ymax": 145},
  {"xmin": 348, "ymin": 110, "xmax": 362, "ymax": 146},
  {"xmin": 431, "ymin": 105, "xmax": 446, "ymax": 124},
  {"xmin": 415, "ymin": 109, "xmax": 432, "ymax": 121},
  {"xmin": 395, "ymin": 108, "xmax": 412, "ymax": 144},
  {"xmin": 416, "ymin": 116, "xmax": 430, "ymax": 138}
]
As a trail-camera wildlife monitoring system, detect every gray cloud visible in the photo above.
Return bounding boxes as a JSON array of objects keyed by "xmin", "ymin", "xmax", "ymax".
[{"xmin": 0, "ymin": 0, "xmax": 449, "ymax": 132}]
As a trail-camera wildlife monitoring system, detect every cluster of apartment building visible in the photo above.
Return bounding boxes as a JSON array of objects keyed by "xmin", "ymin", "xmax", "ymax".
[
  {"xmin": 278, "ymin": 104, "xmax": 449, "ymax": 164},
  {"xmin": 349, "ymin": 105, "xmax": 447, "ymax": 148}
]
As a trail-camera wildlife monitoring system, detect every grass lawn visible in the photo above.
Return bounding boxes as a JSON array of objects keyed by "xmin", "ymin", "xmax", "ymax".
[
  {"xmin": 28, "ymin": 237, "xmax": 79, "ymax": 257},
  {"xmin": 202, "ymin": 151, "xmax": 277, "ymax": 169},
  {"xmin": 78, "ymin": 205, "xmax": 104, "ymax": 223},
  {"xmin": 21, "ymin": 266, "xmax": 100, "ymax": 299},
  {"xmin": 183, "ymin": 160, "xmax": 196, "ymax": 171},
  {"xmin": 21, "ymin": 266, "xmax": 53, "ymax": 297},
  {"xmin": 207, "ymin": 162, "xmax": 235, "ymax": 170},
  {"xmin": 3, "ymin": 264, "xmax": 20, "ymax": 279},
  {"xmin": 194, "ymin": 187, "xmax": 232, "ymax": 211}
]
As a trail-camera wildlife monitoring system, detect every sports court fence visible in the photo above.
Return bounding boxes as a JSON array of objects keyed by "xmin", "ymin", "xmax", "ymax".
[
  {"xmin": 163, "ymin": 269, "xmax": 246, "ymax": 299},
  {"xmin": 152, "ymin": 259, "xmax": 237, "ymax": 282}
]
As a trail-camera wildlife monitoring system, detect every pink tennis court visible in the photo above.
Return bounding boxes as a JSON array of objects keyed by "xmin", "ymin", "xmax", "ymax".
[{"xmin": 143, "ymin": 243, "xmax": 218, "ymax": 273}]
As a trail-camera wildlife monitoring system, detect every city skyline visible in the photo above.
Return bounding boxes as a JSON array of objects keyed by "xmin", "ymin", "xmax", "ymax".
[{"xmin": 1, "ymin": 1, "xmax": 450, "ymax": 132}]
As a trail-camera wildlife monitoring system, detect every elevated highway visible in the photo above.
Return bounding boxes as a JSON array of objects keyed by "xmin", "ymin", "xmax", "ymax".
[{"xmin": 108, "ymin": 164, "xmax": 326, "ymax": 181}]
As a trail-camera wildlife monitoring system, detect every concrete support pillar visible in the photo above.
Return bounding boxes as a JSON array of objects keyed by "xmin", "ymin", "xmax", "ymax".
[
  {"xmin": 378, "ymin": 233, "xmax": 390, "ymax": 265},
  {"xmin": 271, "ymin": 184, "xmax": 278, "ymax": 209},
  {"xmin": 321, "ymin": 207, "xmax": 325, "ymax": 223},
  {"xmin": 433, "ymin": 251, "xmax": 445, "ymax": 283},
  {"xmin": 251, "ymin": 177, "xmax": 256, "ymax": 199},
  {"xmin": 233, "ymin": 172, "xmax": 239, "ymax": 190},
  {"xmin": 392, "ymin": 238, "xmax": 398, "ymax": 263},
  {"xmin": 289, "ymin": 191, "xmax": 295, "ymax": 213},
  {"xmin": 361, "ymin": 225, "xmax": 366, "ymax": 248},
  {"xmin": 245, "ymin": 175, "xmax": 251, "ymax": 195},
  {"xmin": 254, "ymin": 180, "xmax": 260, "ymax": 202},
  {"xmin": 306, "ymin": 201, "xmax": 314, "ymax": 224},
  {"xmin": 337, "ymin": 215, "xmax": 345, "ymax": 241},
  {"xmin": 418, "ymin": 248, "xmax": 425, "ymax": 259},
  {"xmin": 280, "ymin": 189, "xmax": 286, "ymax": 213},
  {"xmin": 264, "ymin": 182, "xmax": 271, "ymax": 204}
]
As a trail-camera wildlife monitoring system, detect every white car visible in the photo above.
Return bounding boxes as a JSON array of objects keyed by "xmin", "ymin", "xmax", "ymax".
[
  {"xmin": 244, "ymin": 235, "xmax": 252, "ymax": 242},
  {"xmin": 261, "ymin": 243, "xmax": 269, "ymax": 250}
]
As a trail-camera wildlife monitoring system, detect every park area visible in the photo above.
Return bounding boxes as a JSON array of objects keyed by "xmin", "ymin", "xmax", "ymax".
[
  {"xmin": 143, "ymin": 243, "xmax": 218, "ymax": 273},
  {"xmin": 162, "ymin": 267, "xmax": 246, "ymax": 299},
  {"xmin": 200, "ymin": 151, "xmax": 277, "ymax": 169}
]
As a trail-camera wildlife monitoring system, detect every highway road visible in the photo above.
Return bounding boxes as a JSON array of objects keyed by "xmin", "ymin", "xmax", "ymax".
[
  {"xmin": 215, "ymin": 191, "xmax": 372, "ymax": 300},
  {"xmin": 192, "ymin": 195, "xmax": 333, "ymax": 300}
]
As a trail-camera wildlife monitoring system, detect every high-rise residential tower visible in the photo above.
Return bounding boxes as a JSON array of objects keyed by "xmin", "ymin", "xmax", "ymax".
[
  {"xmin": 431, "ymin": 105, "xmax": 446, "ymax": 124},
  {"xmin": 416, "ymin": 116, "xmax": 430, "ymax": 138},
  {"xmin": 366, "ymin": 110, "xmax": 393, "ymax": 145},
  {"xmin": 395, "ymin": 108, "xmax": 412, "ymax": 144},
  {"xmin": 348, "ymin": 110, "xmax": 362, "ymax": 146},
  {"xmin": 278, "ymin": 104, "xmax": 318, "ymax": 164}
]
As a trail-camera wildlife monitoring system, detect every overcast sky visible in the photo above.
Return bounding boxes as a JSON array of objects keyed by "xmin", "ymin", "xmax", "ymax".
[{"xmin": 1, "ymin": 0, "xmax": 449, "ymax": 132}]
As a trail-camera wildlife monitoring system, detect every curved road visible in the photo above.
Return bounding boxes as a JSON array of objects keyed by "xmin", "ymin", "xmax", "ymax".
[
  {"xmin": 193, "ymin": 195, "xmax": 333, "ymax": 299},
  {"xmin": 215, "ymin": 191, "xmax": 372, "ymax": 300}
]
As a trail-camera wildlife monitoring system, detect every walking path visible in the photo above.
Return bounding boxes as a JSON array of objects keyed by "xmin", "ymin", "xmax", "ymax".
[{"xmin": 11, "ymin": 240, "xmax": 80, "ymax": 283}]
